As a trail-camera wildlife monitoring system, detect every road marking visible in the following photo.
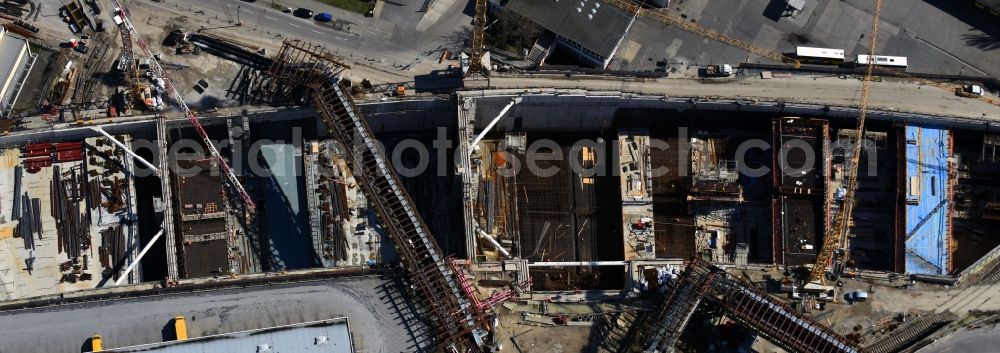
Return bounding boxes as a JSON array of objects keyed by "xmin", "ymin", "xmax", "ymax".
[
  {"xmin": 265, "ymin": 16, "xmax": 278, "ymax": 20},
  {"xmin": 243, "ymin": 10, "xmax": 254, "ymax": 14},
  {"xmin": 289, "ymin": 23, "xmax": 301, "ymax": 28},
  {"xmin": 312, "ymin": 30, "xmax": 323, "ymax": 34}
]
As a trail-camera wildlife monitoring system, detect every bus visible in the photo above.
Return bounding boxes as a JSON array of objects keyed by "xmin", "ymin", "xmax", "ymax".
[
  {"xmin": 855, "ymin": 54, "xmax": 908, "ymax": 70},
  {"xmin": 795, "ymin": 46, "xmax": 846, "ymax": 65}
]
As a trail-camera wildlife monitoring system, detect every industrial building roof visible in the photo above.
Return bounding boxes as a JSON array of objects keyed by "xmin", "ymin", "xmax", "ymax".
[
  {"xmin": 106, "ymin": 318, "xmax": 354, "ymax": 353},
  {"xmin": 504, "ymin": 0, "xmax": 633, "ymax": 58},
  {"xmin": 904, "ymin": 125, "xmax": 951, "ymax": 275},
  {"xmin": 0, "ymin": 30, "xmax": 24, "ymax": 85},
  {"xmin": 1, "ymin": 28, "xmax": 33, "ymax": 116}
]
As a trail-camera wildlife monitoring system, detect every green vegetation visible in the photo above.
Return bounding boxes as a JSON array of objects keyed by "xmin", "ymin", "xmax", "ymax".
[{"xmin": 314, "ymin": 0, "xmax": 371, "ymax": 14}]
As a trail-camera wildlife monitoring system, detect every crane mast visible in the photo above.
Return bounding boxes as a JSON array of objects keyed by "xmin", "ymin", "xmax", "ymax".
[
  {"xmin": 467, "ymin": 0, "xmax": 488, "ymax": 77},
  {"xmin": 808, "ymin": 0, "xmax": 884, "ymax": 285},
  {"xmin": 112, "ymin": 0, "xmax": 256, "ymax": 211}
]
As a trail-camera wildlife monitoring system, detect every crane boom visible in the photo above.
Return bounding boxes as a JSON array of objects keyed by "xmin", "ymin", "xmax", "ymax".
[
  {"xmin": 112, "ymin": 0, "xmax": 256, "ymax": 211},
  {"xmin": 808, "ymin": 0, "xmax": 884, "ymax": 284}
]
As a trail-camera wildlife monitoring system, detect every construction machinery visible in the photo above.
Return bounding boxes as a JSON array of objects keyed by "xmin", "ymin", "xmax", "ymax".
[
  {"xmin": 113, "ymin": 7, "xmax": 146, "ymax": 112},
  {"xmin": 112, "ymin": 0, "xmax": 256, "ymax": 212},
  {"xmin": 703, "ymin": 64, "xmax": 733, "ymax": 77}
]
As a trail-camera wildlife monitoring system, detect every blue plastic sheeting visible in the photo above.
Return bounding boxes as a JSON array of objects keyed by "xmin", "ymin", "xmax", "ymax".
[{"xmin": 904, "ymin": 125, "xmax": 950, "ymax": 275}]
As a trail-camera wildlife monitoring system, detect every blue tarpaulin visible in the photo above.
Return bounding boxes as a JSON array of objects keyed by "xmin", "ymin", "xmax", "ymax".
[{"xmin": 904, "ymin": 125, "xmax": 951, "ymax": 275}]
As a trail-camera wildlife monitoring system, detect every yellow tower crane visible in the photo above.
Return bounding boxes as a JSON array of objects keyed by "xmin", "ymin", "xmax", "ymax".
[{"xmin": 807, "ymin": 0, "xmax": 884, "ymax": 290}]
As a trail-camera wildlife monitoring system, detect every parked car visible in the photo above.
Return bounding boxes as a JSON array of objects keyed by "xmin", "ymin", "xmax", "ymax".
[
  {"xmin": 281, "ymin": 7, "xmax": 293, "ymax": 13},
  {"xmin": 314, "ymin": 12, "xmax": 332, "ymax": 22},
  {"xmin": 845, "ymin": 290, "xmax": 869, "ymax": 303},
  {"xmin": 293, "ymin": 8, "xmax": 313, "ymax": 18}
]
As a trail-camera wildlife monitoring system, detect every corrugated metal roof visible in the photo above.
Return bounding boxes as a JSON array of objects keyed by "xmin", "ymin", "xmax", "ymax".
[
  {"xmin": 0, "ymin": 28, "xmax": 31, "ymax": 107},
  {"xmin": 106, "ymin": 318, "xmax": 354, "ymax": 353},
  {"xmin": 904, "ymin": 125, "xmax": 951, "ymax": 275}
]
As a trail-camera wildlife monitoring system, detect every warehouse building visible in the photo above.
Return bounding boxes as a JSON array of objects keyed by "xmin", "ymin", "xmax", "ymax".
[{"xmin": 0, "ymin": 27, "xmax": 37, "ymax": 118}]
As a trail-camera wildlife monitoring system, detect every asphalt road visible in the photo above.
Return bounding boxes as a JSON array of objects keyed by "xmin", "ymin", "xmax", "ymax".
[
  {"xmin": 0, "ymin": 275, "xmax": 433, "ymax": 353},
  {"xmin": 484, "ymin": 74, "xmax": 1000, "ymax": 120}
]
